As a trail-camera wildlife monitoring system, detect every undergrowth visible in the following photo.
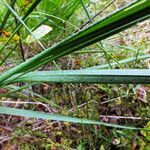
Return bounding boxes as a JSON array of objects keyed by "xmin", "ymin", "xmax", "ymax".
[{"xmin": 0, "ymin": 0, "xmax": 150, "ymax": 149}]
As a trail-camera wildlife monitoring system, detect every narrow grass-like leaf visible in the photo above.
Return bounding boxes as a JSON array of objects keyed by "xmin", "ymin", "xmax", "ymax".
[
  {"xmin": 80, "ymin": 0, "xmax": 92, "ymax": 23},
  {"xmin": 0, "ymin": 106, "xmax": 145, "ymax": 130},
  {"xmin": 0, "ymin": 0, "xmax": 149, "ymax": 85},
  {"xmin": 0, "ymin": 44, "xmax": 18, "ymax": 66},
  {"xmin": 0, "ymin": 0, "xmax": 17, "ymax": 30},
  {"xmin": 33, "ymin": 12, "xmax": 80, "ymax": 30},
  {"xmin": 3, "ymin": 69, "xmax": 150, "ymax": 85},
  {"xmin": 85, "ymin": 54, "xmax": 150, "ymax": 70}
]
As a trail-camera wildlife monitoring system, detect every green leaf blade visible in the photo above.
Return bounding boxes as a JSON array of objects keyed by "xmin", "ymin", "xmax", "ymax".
[{"xmin": 0, "ymin": 106, "xmax": 142, "ymax": 130}]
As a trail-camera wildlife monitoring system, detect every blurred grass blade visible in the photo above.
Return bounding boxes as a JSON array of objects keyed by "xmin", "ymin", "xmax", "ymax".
[
  {"xmin": 4, "ymin": 69, "xmax": 150, "ymax": 85},
  {"xmin": 0, "ymin": 106, "xmax": 143, "ymax": 130},
  {"xmin": 0, "ymin": 0, "xmax": 17, "ymax": 30},
  {"xmin": 85, "ymin": 54, "xmax": 150, "ymax": 70},
  {"xmin": 0, "ymin": 0, "xmax": 149, "ymax": 84},
  {"xmin": 0, "ymin": 0, "xmax": 42, "ymax": 54},
  {"xmin": 33, "ymin": 12, "xmax": 80, "ymax": 30},
  {"xmin": 64, "ymin": 0, "xmax": 149, "ymax": 44},
  {"xmin": 0, "ymin": 44, "xmax": 18, "ymax": 66},
  {"xmin": 80, "ymin": 0, "xmax": 92, "ymax": 23},
  {"xmin": 21, "ymin": 0, "xmax": 42, "ymax": 21},
  {"xmin": 1, "ymin": 0, "xmax": 59, "ymax": 69},
  {"xmin": 1, "ymin": 83, "xmax": 38, "ymax": 97},
  {"xmin": 1, "ymin": 0, "xmax": 45, "ymax": 49}
]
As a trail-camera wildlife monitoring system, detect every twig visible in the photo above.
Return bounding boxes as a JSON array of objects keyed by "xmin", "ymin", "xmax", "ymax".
[
  {"xmin": 0, "ymin": 136, "xmax": 12, "ymax": 144},
  {"xmin": 68, "ymin": 100, "xmax": 98, "ymax": 112},
  {"xmin": 75, "ymin": 0, "xmax": 116, "ymax": 32},
  {"xmin": 13, "ymin": 3, "xmax": 25, "ymax": 62},
  {"xmin": 0, "ymin": 125, "xmax": 13, "ymax": 132},
  {"xmin": 99, "ymin": 115, "xmax": 150, "ymax": 120},
  {"xmin": 101, "ymin": 95, "xmax": 127, "ymax": 104}
]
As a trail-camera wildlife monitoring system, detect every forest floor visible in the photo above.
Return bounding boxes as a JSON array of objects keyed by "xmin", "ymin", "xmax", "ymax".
[{"xmin": 0, "ymin": 0, "xmax": 150, "ymax": 149}]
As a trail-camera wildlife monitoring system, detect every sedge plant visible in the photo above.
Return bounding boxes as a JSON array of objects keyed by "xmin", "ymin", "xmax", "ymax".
[{"xmin": 0, "ymin": 0, "xmax": 150, "ymax": 130}]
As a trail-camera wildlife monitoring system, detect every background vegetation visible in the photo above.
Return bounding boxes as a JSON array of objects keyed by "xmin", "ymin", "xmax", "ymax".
[{"xmin": 0, "ymin": 0, "xmax": 149, "ymax": 149}]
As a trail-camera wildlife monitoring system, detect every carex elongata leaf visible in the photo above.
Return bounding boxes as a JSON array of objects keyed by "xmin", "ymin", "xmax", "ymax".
[
  {"xmin": 3, "ymin": 69, "xmax": 150, "ymax": 85},
  {"xmin": 0, "ymin": 0, "xmax": 149, "ymax": 85},
  {"xmin": 0, "ymin": 106, "xmax": 146, "ymax": 130}
]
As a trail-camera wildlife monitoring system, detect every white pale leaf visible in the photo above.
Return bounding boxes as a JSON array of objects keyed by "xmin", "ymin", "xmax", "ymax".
[
  {"xmin": 90, "ymin": 0, "xmax": 99, "ymax": 3},
  {"xmin": 26, "ymin": 25, "xmax": 53, "ymax": 43}
]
